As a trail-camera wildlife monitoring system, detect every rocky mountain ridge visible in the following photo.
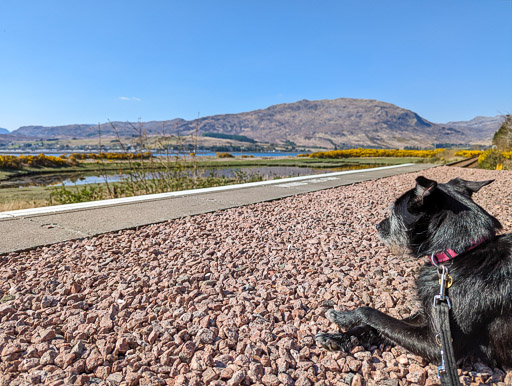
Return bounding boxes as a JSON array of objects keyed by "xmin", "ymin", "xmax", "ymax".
[{"xmin": 5, "ymin": 98, "xmax": 504, "ymax": 149}]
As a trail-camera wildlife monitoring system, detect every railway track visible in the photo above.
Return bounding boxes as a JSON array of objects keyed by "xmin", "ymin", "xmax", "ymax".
[{"xmin": 447, "ymin": 157, "xmax": 479, "ymax": 168}]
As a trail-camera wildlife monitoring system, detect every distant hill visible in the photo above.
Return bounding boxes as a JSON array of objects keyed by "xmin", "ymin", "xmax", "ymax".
[
  {"xmin": 441, "ymin": 115, "xmax": 505, "ymax": 143},
  {"xmin": 13, "ymin": 124, "xmax": 96, "ymax": 138},
  {"xmin": 8, "ymin": 98, "xmax": 498, "ymax": 149},
  {"xmin": 0, "ymin": 133, "xmax": 36, "ymax": 144},
  {"xmin": 171, "ymin": 98, "xmax": 467, "ymax": 149},
  {"xmin": 0, "ymin": 128, "xmax": 10, "ymax": 135},
  {"xmin": 12, "ymin": 120, "xmax": 186, "ymax": 140}
]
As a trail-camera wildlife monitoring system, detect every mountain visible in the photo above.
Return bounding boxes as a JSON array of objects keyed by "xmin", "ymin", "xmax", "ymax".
[
  {"xmin": 8, "ymin": 98, "xmax": 493, "ymax": 149},
  {"xmin": 12, "ymin": 120, "xmax": 186, "ymax": 139},
  {"xmin": 13, "ymin": 124, "xmax": 96, "ymax": 138},
  {"xmin": 0, "ymin": 133, "xmax": 37, "ymax": 145},
  {"xmin": 171, "ymin": 98, "xmax": 467, "ymax": 149},
  {"xmin": 441, "ymin": 115, "xmax": 505, "ymax": 143},
  {"xmin": 0, "ymin": 128, "xmax": 10, "ymax": 135}
]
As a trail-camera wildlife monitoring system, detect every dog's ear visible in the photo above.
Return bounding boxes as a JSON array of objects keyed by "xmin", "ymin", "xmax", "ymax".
[
  {"xmin": 447, "ymin": 178, "xmax": 494, "ymax": 196},
  {"xmin": 414, "ymin": 176, "xmax": 437, "ymax": 200}
]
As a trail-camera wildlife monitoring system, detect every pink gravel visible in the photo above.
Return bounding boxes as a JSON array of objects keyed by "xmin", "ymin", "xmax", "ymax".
[{"xmin": 1, "ymin": 166, "xmax": 512, "ymax": 385}]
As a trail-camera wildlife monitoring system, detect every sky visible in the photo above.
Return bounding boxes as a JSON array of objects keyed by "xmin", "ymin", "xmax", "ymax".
[{"xmin": 0, "ymin": 0, "xmax": 511, "ymax": 131}]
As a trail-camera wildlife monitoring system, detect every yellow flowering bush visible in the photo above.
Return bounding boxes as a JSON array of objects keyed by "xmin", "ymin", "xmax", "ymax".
[
  {"xmin": 68, "ymin": 152, "xmax": 153, "ymax": 160},
  {"xmin": 0, "ymin": 155, "xmax": 23, "ymax": 168},
  {"xmin": 0, "ymin": 152, "xmax": 155, "ymax": 170},
  {"xmin": 478, "ymin": 149, "xmax": 503, "ymax": 170},
  {"xmin": 216, "ymin": 152, "xmax": 234, "ymax": 158},
  {"xmin": 454, "ymin": 150, "xmax": 483, "ymax": 158},
  {"xmin": 502, "ymin": 151, "xmax": 512, "ymax": 160},
  {"xmin": 300, "ymin": 148, "xmax": 445, "ymax": 158},
  {"xmin": 0, "ymin": 154, "xmax": 72, "ymax": 169}
]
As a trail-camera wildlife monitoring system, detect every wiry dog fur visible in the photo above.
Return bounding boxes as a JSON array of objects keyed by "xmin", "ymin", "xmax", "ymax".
[{"xmin": 316, "ymin": 176, "xmax": 512, "ymax": 369}]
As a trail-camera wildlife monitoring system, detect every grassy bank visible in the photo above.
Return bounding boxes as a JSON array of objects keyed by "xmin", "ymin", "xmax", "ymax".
[
  {"xmin": 0, "ymin": 186, "xmax": 51, "ymax": 211},
  {"xmin": 189, "ymin": 156, "xmax": 426, "ymax": 168}
]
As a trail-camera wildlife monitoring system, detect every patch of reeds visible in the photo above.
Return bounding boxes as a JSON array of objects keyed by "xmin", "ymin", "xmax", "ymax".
[{"xmin": 0, "ymin": 199, "xmax": 48, "ymax": 212}]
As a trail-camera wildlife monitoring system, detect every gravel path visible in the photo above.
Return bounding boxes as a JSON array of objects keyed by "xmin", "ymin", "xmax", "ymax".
[{"xmin": 1, "ymin": 166, "xmax": 512, "ymax": 386}]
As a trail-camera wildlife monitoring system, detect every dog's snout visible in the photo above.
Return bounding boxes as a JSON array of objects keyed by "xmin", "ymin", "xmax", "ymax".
[
  {"xmin": 376, "ymin": 219, "xmax": 387, "ymax": 232},
  {"xmin": 376, "ymin": 218, "xmax": 390, "ymax": 237}
]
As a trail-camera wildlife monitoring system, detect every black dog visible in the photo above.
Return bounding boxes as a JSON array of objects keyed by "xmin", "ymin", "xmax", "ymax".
[{"xmin": 316, "ymin": 176, "xmax": 512, "ymax": 370}]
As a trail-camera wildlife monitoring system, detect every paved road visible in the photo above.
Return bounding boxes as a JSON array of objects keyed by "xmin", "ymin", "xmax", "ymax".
[{"xmin": 0, "ymin": 163, "xmax": 435, "ymax": 254}]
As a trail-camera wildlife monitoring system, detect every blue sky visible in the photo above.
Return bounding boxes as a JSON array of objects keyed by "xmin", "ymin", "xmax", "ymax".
[{"xmin": 0, "ymin": 0, "xmax": 511, "ymax": 131}]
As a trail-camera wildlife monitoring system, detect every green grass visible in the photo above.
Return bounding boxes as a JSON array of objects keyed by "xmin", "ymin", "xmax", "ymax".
[
  {"xmin": 0, "ymin": 185, "xmax": 51, "ymax": 203},
  {"xmin": 182, "ymin": 156, "xmax": 425, "ymax": 168},
  {"xmin": 0, "ymin": 186, "xmax": 52, "ymax": 211}
]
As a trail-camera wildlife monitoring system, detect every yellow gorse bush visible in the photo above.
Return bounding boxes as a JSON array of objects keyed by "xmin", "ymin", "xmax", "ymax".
[
  {"xmin": 453, "ymin": 150, "xmax": 483, "ymax": 158},
  {"xmin": 0, "ymin": 155, "xmax": 23, "ymax": 168},
  {"xmin": 502, "ymin": 151, "xmax": 512, "ymax": 160},
  {"xmin": 478, "ymin": 149, "xmax": 512, "ymax": 168},
  {"xmin": 216, "ymin": 152, "xmax": 234, "ymax": 158},
  {"xmin": 68, "ymin": 152, "xmax": 153, "ymax": 160},
  {"xmin": 478, "ymin": 149, "xmax": 505, "ymax": 169},
  {"xmin": 0, "ymin": 154, "xmax": 72, "ymax": 169},
  {"xmin": 299, "ymin": 148, "xmax": 445, "ymax": 158},
  {"xmin": 0, "ymin": 152, "xmax": 154, "ymax": 169}
]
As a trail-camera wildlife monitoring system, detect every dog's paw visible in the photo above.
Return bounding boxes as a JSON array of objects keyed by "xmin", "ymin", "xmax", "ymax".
[
  {"xmin": 315, "ymin": 332, "xmax": 359, "ymax": 352},
  {"xmin": 326, "ymin": 308, "xmax": 360, "ymax": 329}
]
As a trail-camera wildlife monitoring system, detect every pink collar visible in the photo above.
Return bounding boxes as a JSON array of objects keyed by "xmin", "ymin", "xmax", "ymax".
[{"xmin": 430, "ymin": 238, "xmax": 487, "ymax": 266}]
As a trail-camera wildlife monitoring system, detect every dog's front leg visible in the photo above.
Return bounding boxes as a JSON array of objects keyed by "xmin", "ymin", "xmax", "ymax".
[
  {"xmin": 316, "ymin": 324, "xmax": 387, "ymax": 351},
  {"xmin": 316, "ymin": 308, "xmax": 387, "ymax": 352},
  {"xmin": 316, "ymin": 307, "xmax": 439, "ymax": 361},
  {"xmin": 326, "ymin": 308, "xmax": 427, "ymax": 329}
]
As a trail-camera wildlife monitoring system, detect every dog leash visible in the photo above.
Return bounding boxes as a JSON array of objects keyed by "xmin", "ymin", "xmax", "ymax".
[{"xmin": 432, "ymin": 262, "xmax": 461, "ymax": 386}]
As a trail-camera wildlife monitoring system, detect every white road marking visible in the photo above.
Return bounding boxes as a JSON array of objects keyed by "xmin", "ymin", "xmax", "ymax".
[
  {"xmin": 277, "ymin": 182, "xmax": 309, "ymax": 187},
  {"xmin": 277, "ymin": 176, "xmax": 339, "ymax": 187}
]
